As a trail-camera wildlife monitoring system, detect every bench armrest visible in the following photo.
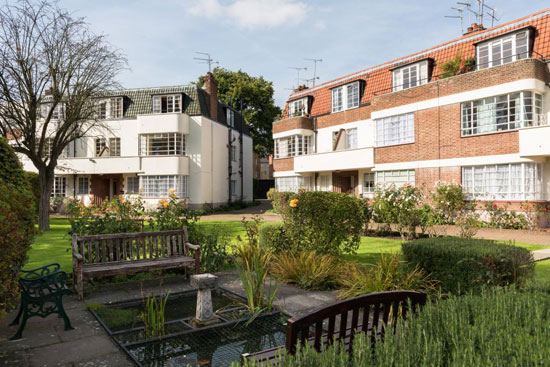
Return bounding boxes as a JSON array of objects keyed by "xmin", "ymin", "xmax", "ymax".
[
  {"xmin": 185, "ymin": 242, "xmax": 201, "ymax": 274},
  {"xmin": 72, "ymin": 233, "xmax": 83, "ymax": 262},
  {"xmin": 20, "ymin": 263, "xmax": 61, "ymax": 279},
  {"xmin": 185, "ymin": 242, "xmax": 200, "ymax": 251}
]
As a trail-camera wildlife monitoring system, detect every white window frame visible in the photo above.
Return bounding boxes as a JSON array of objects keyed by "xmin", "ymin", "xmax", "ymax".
[
  {"xmin": 231, "ymin": 145, "xmax": 237, "ymax": 162},
  {"xmin": 363, "ymin": 173, "xmax": 375, "ymax": 194},
  {"xmin": 392, "ymin": 60, "xmax": 428, "ymax": 92},
  {"xmin": 332, "ymin": 81, "xmax": 360, "ymax": 113},
  {"xmin": 95, "ymin": 137, "xmax": 107, "ymax": 157},
  {"xmin": 231, "ymin": 180, "xmax": 237, "ymax": 196},
  {"xmin": 375, "ymin": 112, "xmax": 415, "ymax": 147},
  {"xmin": 375, "ymin": 170, "xmax": 415, "ymax": 188},
  {"xmin": 477, "ymin": 30, "xmax": 529, "ymax": 70},
  {"xmin": 462, "ymin": 163, "xmax": 543, "ymax": 200},
  {"xmin": 109, "ymin": 137, "xmax": 121, "ymax": 157},
  {"xmin": 275, "ymin": 176, "xmax": 310, "ymax": 192},
  {"xmin": 152, "ymin": 94, "xmax": 182, "ymax": 114},
  {"xmin": 346, "ymin": 128, "xmax": 358, "ymax": 149},
  {"xmin": 319, "ymin": 175, "xmax": 330, "ymax": 191},
  {"xmin": 127, "ymin": 176, "xmax": 140, "ymax": 194},
  {"xmin": 77, "ymin": 177, "xmax": 89, "ymax": 195},
  {"xmin": 289, "ymin": 98, "xmax": 308, "ymax": 117},
  {"xmin": 139, "ymin": 133, "xmax": 186, "ymax": 156},
  {"xmin": 140, "ymin": 175, "xmax": 188, "ymax": 198},
  {"xmin": 274, "ymin": 135, "xmax": 312, "ymax": 158},
  {"xmin": 226, "ymin": 108, "xmax": 235, "ymax": 127},
  {"xmin": 461, "ymin": 91, "xmax": 543, "ymax": 136},
  {"xmin": 51, "ymin": 177, "xmax": 66, "ymax": 197}
]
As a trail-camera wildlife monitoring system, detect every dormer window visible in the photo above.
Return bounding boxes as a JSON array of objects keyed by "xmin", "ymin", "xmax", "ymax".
[
  {"xmin": 152, "ymin": 94, "xmax": 181, "ymax": 114},
  {"xmin": 95, "ymin": 97, "xmax": 124, "ymax": 119},
  {"xmin": 476, "ymin": 29, "xmax": 529, "ymax": 70},
  {"xmin": 289, "ymin": 98, "xmax": 308, "ymax": 117},
  {"xmin": 331, "ymin": 81, "xmax": 360, "ymax": 113},
  {"xmin": 226, "ymin": 108, "xmax": 235, "ymax": 127},
  {"xmin": 392, "ymin": 60, "xmax": 429, "ymax": 92}
]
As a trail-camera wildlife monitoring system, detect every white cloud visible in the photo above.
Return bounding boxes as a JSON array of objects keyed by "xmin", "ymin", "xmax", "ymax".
[{"xmin": 188, "ymin": 0, "xmax": 308, "ymax": 29}]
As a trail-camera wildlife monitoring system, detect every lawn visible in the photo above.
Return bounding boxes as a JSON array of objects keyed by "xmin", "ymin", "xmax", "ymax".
[{"xmin": 25, "ymin": 218, "xmax": 550, "ymax": 282}]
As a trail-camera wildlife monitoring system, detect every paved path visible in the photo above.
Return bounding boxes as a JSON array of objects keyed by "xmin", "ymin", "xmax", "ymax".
[
  {"xmin": 532, "ymin": 249, "xmax": 550, "ymax": 261},
  {"xmin": 0, "ymin": 272, "xmax": 336, "ymax": 367}
]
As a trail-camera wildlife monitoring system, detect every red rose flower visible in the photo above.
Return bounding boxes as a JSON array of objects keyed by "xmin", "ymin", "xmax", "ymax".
[{"xmin": 493, "ymin": 204, "xmax": 498, "ymax": 209}]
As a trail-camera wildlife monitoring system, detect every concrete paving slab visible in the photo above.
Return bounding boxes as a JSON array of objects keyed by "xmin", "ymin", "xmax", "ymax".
[
  {"xmin": 0, "ymin": 349, "xmax": 29, "ymax": 367},
  {"xmin": 533, "ymin": 249, "xmax": 550, "ymax": 261},
  {"xmin": 71, "ymin": 351, "xmax": 135, "ymax": 367},
  {"xmin": 26, "ymin": 335, "xmax": 118, "ymax": 367}
]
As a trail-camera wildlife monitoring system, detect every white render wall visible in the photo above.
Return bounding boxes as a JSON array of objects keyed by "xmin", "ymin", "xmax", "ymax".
[{"xmin": 20, "ymin": 112, "xmax": 253, "ymax": 208}]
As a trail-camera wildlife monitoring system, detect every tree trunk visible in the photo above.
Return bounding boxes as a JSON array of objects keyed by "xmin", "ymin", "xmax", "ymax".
[{"xmin": 38, "ymin": 168, "xmax": 54, "ymax": 231}]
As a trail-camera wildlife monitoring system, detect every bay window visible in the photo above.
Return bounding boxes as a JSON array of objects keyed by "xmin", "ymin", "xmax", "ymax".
[
  {"xmin": 274, "ymin": 135, "xmax": 312, "ymax": 158},
  {"xmin": 477, "ymin": 30, "xmax": 529, "ymax": 70},
  {"xmin": 139, "ymin": 133, "xmax": 186, "ymax": 156},
  {"xmin": 375, "ymin": 112, "xmax": 415, "ymax": 147},
  {"xmin": 152, "ymin": 94, "xmax": 182, "ymax": 114},
  {"xmin": 461, "ymin": 91, "xmax": 543, "ymax": 136},
  {"xmin": 275, "ymin": 176, "xmax": 311, "ymax": 192},
  {"xmin": 462, "ymin": 163, "xmax": 543, "ymax": 200},
  {"xmin": 331, "ymin": 81, "xmax": 360, "ymax": 113},
  {"xmin": 392, "ymin": 60, "xmax": 429, "ymax": 92},
  {"xmin": 141, "ymin": 175, "xmax": 188, "ymax": 197},
  {"xmin": 126, "ymin": 176, "xmax": 140, "ymax": 194}
]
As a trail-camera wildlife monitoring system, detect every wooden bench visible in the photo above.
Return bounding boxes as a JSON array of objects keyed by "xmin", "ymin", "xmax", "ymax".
[
  {"xmin": 72, "ymin": 228, "xmax": 200, "ymax": 300},
  {"xmin": 242, "ymin": 290, "xmax": 427, "ymax": 365}
]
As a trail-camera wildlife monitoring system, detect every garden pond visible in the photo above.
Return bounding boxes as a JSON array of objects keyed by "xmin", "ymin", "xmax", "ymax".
[{"xmin": 88, "ymin": 288, "xmax": 287, "ymax": 367}]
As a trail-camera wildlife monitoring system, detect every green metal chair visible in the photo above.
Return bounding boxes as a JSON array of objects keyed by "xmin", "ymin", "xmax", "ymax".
[{"xmin": 9, "ymin": 263, "xmax": 74, "ymax": 340}]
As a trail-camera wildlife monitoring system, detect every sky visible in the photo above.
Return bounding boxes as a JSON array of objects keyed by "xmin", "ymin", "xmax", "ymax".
[{"xmin": 55, "ymin": 0, "xmax": 549, "ymax": 108}]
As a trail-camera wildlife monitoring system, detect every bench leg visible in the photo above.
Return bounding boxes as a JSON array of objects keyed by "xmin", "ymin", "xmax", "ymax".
[
  {"xmin": 10, "ymin": 309, "xmax": 29, "ymax": 340},
  {"xmin": 9, "ymin": 300, "xmax": 25, "ymax": 326},
  {"xmin": 57, "ymin": 301, "xmax": 74, "ymax": 331},
  {"xmin": 74, "ymin": 269, "xmax": 84, "ymax": 300}
]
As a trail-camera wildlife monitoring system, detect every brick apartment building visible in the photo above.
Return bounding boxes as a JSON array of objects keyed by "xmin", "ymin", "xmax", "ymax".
[{"xmin": 273, "ymin": 9, "xmax": 550, "ymax": 209}]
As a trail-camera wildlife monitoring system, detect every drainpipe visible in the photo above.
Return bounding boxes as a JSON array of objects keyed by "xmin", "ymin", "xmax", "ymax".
[
  {"xmin": 240, "ymin": 100, "xmax": 244, "ymax": 202},
  {"xmin": 73, "ymin": 174, "xmax": 77, "ymax": 198}
]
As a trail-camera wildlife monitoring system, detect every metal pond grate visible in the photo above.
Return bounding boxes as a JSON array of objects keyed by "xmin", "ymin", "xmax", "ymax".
[{"xmin": 88, "ymin": 288, "xmax": 288, "ymax": 367}]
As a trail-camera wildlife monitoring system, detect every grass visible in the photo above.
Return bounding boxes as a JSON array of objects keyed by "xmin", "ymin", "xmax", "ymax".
[{"xmin": 26, "ymin": 217, "xmax": 550, "ymax": 282}]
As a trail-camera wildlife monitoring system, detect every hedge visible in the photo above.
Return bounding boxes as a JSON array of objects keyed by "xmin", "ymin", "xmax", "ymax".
[
  {"xmin": 240, "ymin": 287, "xmax": 550, "ymax": 367},
  {"xmin": 258, "ymin": 222, "xmax": 291, "ymax": 253},
  {"xmin": 0, "ymin": 138, "xmax": 36, "ymax": 318},
  {"xmin": 402, "ymin": 237, "xmax": 534, "ymax": 294}
]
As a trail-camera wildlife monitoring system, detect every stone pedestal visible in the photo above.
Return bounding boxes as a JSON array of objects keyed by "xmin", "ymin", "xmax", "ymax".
[{"xmin": 190, "ymin": 274, "xmax": 218, "ymax": 323}]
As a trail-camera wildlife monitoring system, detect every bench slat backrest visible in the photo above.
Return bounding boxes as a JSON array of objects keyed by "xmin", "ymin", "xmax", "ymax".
[
  {"xmin": 286, "ymin": 290, "xmax": 427, "ymax": 355},
  {"xmin": 74, "ymin": 229, "xmax": 189, "ymax": 265}
]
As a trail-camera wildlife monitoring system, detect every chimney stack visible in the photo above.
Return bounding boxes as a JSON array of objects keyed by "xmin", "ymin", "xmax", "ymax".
[
  {"xmin": 463, "ymin": 23, "xmax": 486, "ymax": 35},
  {"xmin": 204, "ymin": 72, "xmax": 218, "ymax": 121}
]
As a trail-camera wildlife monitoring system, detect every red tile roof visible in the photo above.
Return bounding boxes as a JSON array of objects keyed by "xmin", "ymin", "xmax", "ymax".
[{"xmin": 282, "ymin": 9, "xmax": 550, "ymax": 119}]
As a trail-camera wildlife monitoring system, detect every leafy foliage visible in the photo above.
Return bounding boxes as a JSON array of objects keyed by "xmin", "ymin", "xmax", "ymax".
[
  {"xmin": 269, "ymin": 190, "xmax": 364, "ymax": 256},
  {"xmin": 0, "ymin": 138, "xmax": 36, "ymax": 318},
  {"xmin": 242, "ymin": 287, "xmax": 550, "ymax": 367},
  {"xmin": 439, "ymin": 54, "xmax": 476, "ymax": 78},
  {"xmin": 194, "ymin": 227, "xmax": 231, "ymax": 273},
  {"xmin": 270, "ymin": 251, "xmax": 342, "ymax": 290},
  {"xmin": 197, "ymin": 67, "xmax": 281, "ymax": 157},
  {"xmin": 141, "ymin": 291, "xmax": 169, "ymax": 338},
  {"xmin": 258, "ymin": 222, "xmax": 292, "ymax": 253},
  {"xmin": 431, "ymin": 181, "xmax": 467, "ymax": 224},
  {"xmin": 338, "ymin": 253, "xmax": 435, "ymax": 299},
  {"xmin": 483, "ymin": 201, "xmax": 530, "ymax": 229},
  {"xmin": 402, "ymin": 237, "xmax": 534, "ymax": 294}
]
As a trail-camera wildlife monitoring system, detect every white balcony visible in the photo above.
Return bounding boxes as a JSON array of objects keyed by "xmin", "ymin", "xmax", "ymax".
[
  {"xmin": 141, "ymin": 156, "xmax": 189, "ymax": 175},
  {"xmin": 137, "ymin": 113, "xmax": 189, "ymax": 134},
  {"xmin": 294, "ymin": 147, "xmax": 374, "ymax": 173},
  {"xmin": 57, "ymin": 156, "xmax": 141, "ymax": 174},
  {"xmin": 519, "ymin": 125, "xmax": 550, "ymax": 157}
]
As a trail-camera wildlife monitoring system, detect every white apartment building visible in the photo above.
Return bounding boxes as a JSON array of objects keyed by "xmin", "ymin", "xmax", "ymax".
[{"xmin": 20, "ymin": 73, "xmax": 253, "ymax": 209}]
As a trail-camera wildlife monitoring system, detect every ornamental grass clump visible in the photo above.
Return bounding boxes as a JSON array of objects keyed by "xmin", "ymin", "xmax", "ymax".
[
  {"xmin": 402, "ymin": 237, "xmax": 534, "ymax": 294},
  {"xmin": 270, "ymin": 251, "xmax": 342, "ymax": 290},
  {"xmin": 141, "ymin": 291, "xmax": 169, "ymax": 339}
]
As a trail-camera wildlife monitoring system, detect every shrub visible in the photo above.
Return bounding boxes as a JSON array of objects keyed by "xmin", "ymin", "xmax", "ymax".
[
  {"xmin": 275, "ymin": 191, "xmax": 364, "ymax": 256},
  {"xmin": 149, "ymin": 193, "xmax": 202, "ymax": 237},
  {"xmin": 0, "ymin": 138, "xmax": 36, "ymax": 318},
  {"xmin": 456, "ymin": 210, "xmax": 481, "ymax": 239},
  {"xmin": 258, "ymin": 222, "xmax": 292, "ymax": 253},
  {"xmin": 431, "ymin": 181, "xmax": 466, "ymax": 224},
  {"xmin": 338, "ymin": 253, "xmax": 435, "ymax": 299},
  {"xmin": 483, "ymin": 201, "xmax": 529, "ymax": 229},
  {"xmin": 243, "ymin": 287, "xmax": 550, "ymax": 367},
  {"xmin": 266, "ymin": 188, "xmax": 292, "ymax": 215},
  {"xmin": 402, "ymin": 237, "xmax": 534, "ymax": 294},
  {"xmin": 193, "ymin": 226, "xmax": 230, "ymax": 273},
  {"xmin": 24, "ymin": 171, "xmax": 40, "ymax": 215},
  {"xmin": 270, "ymin": 251, "xmax": 342, "ymax": 290}
]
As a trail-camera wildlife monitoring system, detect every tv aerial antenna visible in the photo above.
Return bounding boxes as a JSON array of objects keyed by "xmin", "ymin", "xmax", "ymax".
[
  {"xmin": 288, "ymin": 66, "xmax": 307, "ymax": 87},
  {"xmin": 304, "ymin": 58, "xmax": 322, "ymax": 87},
  {"xmin": 194, "ymin": 52, "xmax": 219, "ymax": 72},
  {"xmin": 445, "ymin": 7, "xmax": 465, "ymax": 33}
]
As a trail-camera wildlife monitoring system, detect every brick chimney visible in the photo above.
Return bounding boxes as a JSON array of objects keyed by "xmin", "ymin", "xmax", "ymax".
[
  {"xmin": 464, "ymin": 23, "xmax": 486, "ymax": 35},
  {"xmin": 204, "ymin": 72, "xmax": 218, "ymax": 121}
]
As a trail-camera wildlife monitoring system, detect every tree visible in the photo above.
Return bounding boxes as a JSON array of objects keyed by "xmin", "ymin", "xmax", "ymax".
[
  {"xmin": 0, "ymin": 1, "xmax": 127, "ymax": 230},
  {"xmin": 197, "ymin": 67, "xmax": 281, "ymax": 157}
]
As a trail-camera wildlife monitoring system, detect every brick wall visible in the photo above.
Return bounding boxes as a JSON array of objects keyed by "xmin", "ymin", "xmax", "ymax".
[
  {"xmin": 371, "ymin": 59, "xmax": 549, "ymax": 111},
  {"xmin": 375, "ymin": 103, "xmax": 519, "ymax": 164},
  {"xmin": 273, "ymin": 116, "xmax": 313, "ymax": 134},
  {"xmin": 273, "ymin": 157, "xmax": 294, "ymax": 172},
  {"xmin": 316, "ymin": 105, "xmax": 373, "ymax": 129},
  {"xmin": 416, "ymin": 166, "xmax": 461, "ymax": 190}
]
